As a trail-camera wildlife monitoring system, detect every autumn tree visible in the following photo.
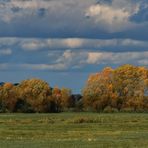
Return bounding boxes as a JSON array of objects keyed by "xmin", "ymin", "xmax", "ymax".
[
  {"xmin": 51, "ymin": 86, "xmax": 62, "ymax": 112},
  {"xmin": 83, "ymin": 65, "xmax": 148, "ymax": 112},
  {"xmin": 61, "ymin": 88, "xmax": 72, "ymax": 110},
  {"xmin": 83, "ymin": 67, "xmax": 116, "ymax": 111},
  {"xmin": 18, "ymin": 78, "xmax": 51, "ymax": 113},
  {"xmin": 0, "ymin": 83, "xmax": 18, "ymax": 112},
  {"xmin": 113, "ymin": 65, "xmax": 148, "ymax": 111}
]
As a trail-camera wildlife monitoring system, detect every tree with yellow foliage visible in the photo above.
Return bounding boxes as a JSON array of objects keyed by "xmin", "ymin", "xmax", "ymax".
[
  {"xmin": 0, "ymin": 83, "xmax": 18, "ymax": 112},
  {"xmin": 83, "ymin": 65, "xmax": 148, "ymax": 112},
  {"xmin": 61, "ymin": 88, "xmax": 72, "ymax": 110},
  {"xmin": 83, "ymin": 67, "xmax": 117, "ymax": 111},
  {"xmin": 18, "ymin": 78, "xmax": 51, "ymax": 112}
]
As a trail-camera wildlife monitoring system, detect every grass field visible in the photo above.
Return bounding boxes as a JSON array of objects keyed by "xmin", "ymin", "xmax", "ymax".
[{"xmin": 0, "ymin": 113, "xmax": 148, "ymax": 148}]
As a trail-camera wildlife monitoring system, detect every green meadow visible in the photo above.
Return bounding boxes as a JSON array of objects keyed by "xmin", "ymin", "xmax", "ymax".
[{"xmin": 0, "ymin": 113, "xmax": 148, "ymax": 148}]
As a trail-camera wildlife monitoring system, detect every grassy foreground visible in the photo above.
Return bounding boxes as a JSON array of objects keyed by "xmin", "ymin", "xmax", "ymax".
[{"xmin": 0, "ymin": 113, "xmax": 148, "ymax": 148}]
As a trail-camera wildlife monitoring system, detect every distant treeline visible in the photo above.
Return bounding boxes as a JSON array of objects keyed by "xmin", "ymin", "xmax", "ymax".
[
  {"xmin": 0, "ymin": 79, "xmax": 82, "ymax": 113},
  {"xmin": 0, "ymin": 64, "xmax": 148, "ymax": 113}
]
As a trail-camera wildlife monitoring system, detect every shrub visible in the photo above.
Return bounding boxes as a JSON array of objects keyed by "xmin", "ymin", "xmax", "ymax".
[
  {"xmin": 103, "ymin": 106, "xmax": 118, "ymax": 113},
  {"xmin": 120, "ymin": 107, "xmax": 135, "ymax": 113},
  {"xmin": 14, "ymin": 99, "xmax": 35, "ymax": 113},
  {"xmin": 74, "ymin": 99, "xmax": 83, "ymax": 112},
  {"xmin": 67, "ymin": 117, "xmax": 99, "ymax": 124},
  {"xmin": 0, "ymin": 101, "xmax": 6, "ymax": 113}
]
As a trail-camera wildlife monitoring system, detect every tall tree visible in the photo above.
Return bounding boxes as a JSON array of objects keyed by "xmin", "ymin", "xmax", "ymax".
[
  {"xmin": 83, "ymin": 67, "xmax": 116, "ymax": 111},
  {"xmin": 113, "ymin": 65, "xmax": 148, "ymax": 110},
  {"xmin": 0, "ymin": 83, "xmax": 18, "ymax": 112},
  {"xmin": 83, "ymin": 65, "xmax": 148, "ymax": 112},
  {"xmin": 61, "ymin": 88, "xmax": 72, "ymax": 110},
  {"xmin": 18, "ymin": 78, "xmax": 51, "ymax": 112}
]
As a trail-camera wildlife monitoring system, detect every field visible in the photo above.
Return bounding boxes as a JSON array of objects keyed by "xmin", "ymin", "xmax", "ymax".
[{"xmin": 0, "ymin": 113, "xmax": 148, "ymax": 148}]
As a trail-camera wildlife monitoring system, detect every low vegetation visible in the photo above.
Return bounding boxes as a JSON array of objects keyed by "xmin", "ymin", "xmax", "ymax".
[{"xmin": 0, "ymin": 113, "xmax": 148, "ymax": 148}]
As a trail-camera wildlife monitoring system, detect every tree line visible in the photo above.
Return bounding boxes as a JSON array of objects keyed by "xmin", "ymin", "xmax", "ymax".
[
  {"xmin": 0, "ymin": 64, "xmax": 148, "ymax": 113},
  {"xmin": 0, "ymin": 79, "xmax": 76, "ymax": 113}
]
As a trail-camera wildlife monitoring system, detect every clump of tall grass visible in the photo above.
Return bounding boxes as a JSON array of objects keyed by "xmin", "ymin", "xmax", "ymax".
[
  {"xmin": 38, "ymin": 117, "xmax": 55, "ymax": 124},
  {"xmin": 66, "ymin": 117, "xmax": 102, "ymax": 124}
]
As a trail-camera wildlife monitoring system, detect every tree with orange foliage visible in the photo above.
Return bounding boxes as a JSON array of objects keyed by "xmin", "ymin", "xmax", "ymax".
[
  {"xmin": 83, "ymin": 65, "xmax": 148, "ymax": 112},
  {"xmin": 113, "ymin": 65, "xmax": 148, "ymax": 111},
  {"xmin": 83, "ymin": 67, "xmax": 116, "ymax": 111},
  {"xmin": 18, "ymin": 78, "xmax": 51, "ymax": 112},
  {"xmin": 61, "ymin": 88, "xmax": 72, "ymax": 110},
  {"xmin": 0, "ymin": 83, "xmax": 18, "ymax": 112},
  {"xmin": 52, "ymin": 86, "xmax": 62, "ymax": 112}
]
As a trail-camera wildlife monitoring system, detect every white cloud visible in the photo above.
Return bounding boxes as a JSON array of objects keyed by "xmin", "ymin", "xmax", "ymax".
[
  {"xmin": 0, "ymin": 63, "xmax": 9, "ymax": 69},
  {"xmin": 21, "ymin": 40, "xmax": 46, "ymax": 51},
  {"xmin": 0, "ymin": 38, "xmax": 18, "ymax": 46},
  {"xmin": 0, "ymin": 63, "xmax": 67, "ymax": 71},
  {"xmin": 22, "ymin": 63, "xmax": 67, "ymax": 71},
  {"xmin": 57, "ymin": 50, "xmax": 76, "ymax": 62},
  {"xmin": 138, "ymin": 60, "xmax": 148, "ymax": 65},
  {"xmin": 87, "ymin": 52, "xmax": 105, "ymax": 64},
  {"xmin": 85, "ymin": 0, "xmax": 140, "ymax": 32},
  {"xmin": 55, "ymin": 49, "xmax": 87, "ymax": 69},
  {"xmin": 0, "ymin": 48, "xmax": 12, "ymax": 55},
  {"xmin": 23, "ymin": 51, "xmax": 148, "ymax": 70},
  {"xmin": 0, "ymin": 0, "xmax": 146, "ymax": 45},
  {"xmin": 0, "ymin": 0, "xmax": 88, "ymax": 23},
  {"xmin": 87, "ymin": 4, "xmax": 129, "ymax": 23},
  {"xmin": 0, "ymin": 0, "xmax": 146, "ymax": 36},
  {"xmin": 2, "ymin": 37, "xmax": 145, "ymax": 52},
  {"xmin": 86, "ymin": 51, "xmax": 148, "ymax": 65},
  {"xmin": 62, "ymin": 38, "xmax": 83, "ymax": 48},
  {"xmin": 120, "ymin": 39, "xmax": 147, "ymax": 46},
  {"xmin": 50, "ymin": 50, "xmax": 148, "ymax": 70},
  {"xmin": 0, "ymin": 51, "xmax": 148, "ymax": 71}
]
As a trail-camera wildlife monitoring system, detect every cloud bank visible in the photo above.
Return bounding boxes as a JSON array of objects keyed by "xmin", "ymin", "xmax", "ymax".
[{"xmin": 0, "ymin": 0, "xmax": 147, "ymax": 92}]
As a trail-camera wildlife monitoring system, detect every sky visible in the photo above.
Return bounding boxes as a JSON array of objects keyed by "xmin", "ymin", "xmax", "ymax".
[{"xmin": 0, "ymin": 0, "xmax": 148, "ymax": 93}]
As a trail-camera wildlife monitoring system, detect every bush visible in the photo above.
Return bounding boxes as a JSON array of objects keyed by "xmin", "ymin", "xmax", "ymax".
[
  {"xmin": 74, "ymin": 99, "xmax": 83, "ymax": 112},
  {"xmin": 103, "ymin": 106, "xmax": 118, "ymax": 113},
  {"xmin": 67, "ymin": 117, "xmax": 100, "ymax": 124},
  {"xmin": 120, "ymin": 107, "xmax": 135, "ymax": 113},
  {"xmin": 0, "ymin": 101, "xmax": 6, "ymax": 113},
  {"xmin": 14, "ymin": 99, "xmax": 35, "ymax": 113}
]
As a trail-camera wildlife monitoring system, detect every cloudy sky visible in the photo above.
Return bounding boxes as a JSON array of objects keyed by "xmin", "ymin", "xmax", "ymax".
[{"xmin": 0, "ymin": 0, "xmax": 148, "ymax": 92}]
